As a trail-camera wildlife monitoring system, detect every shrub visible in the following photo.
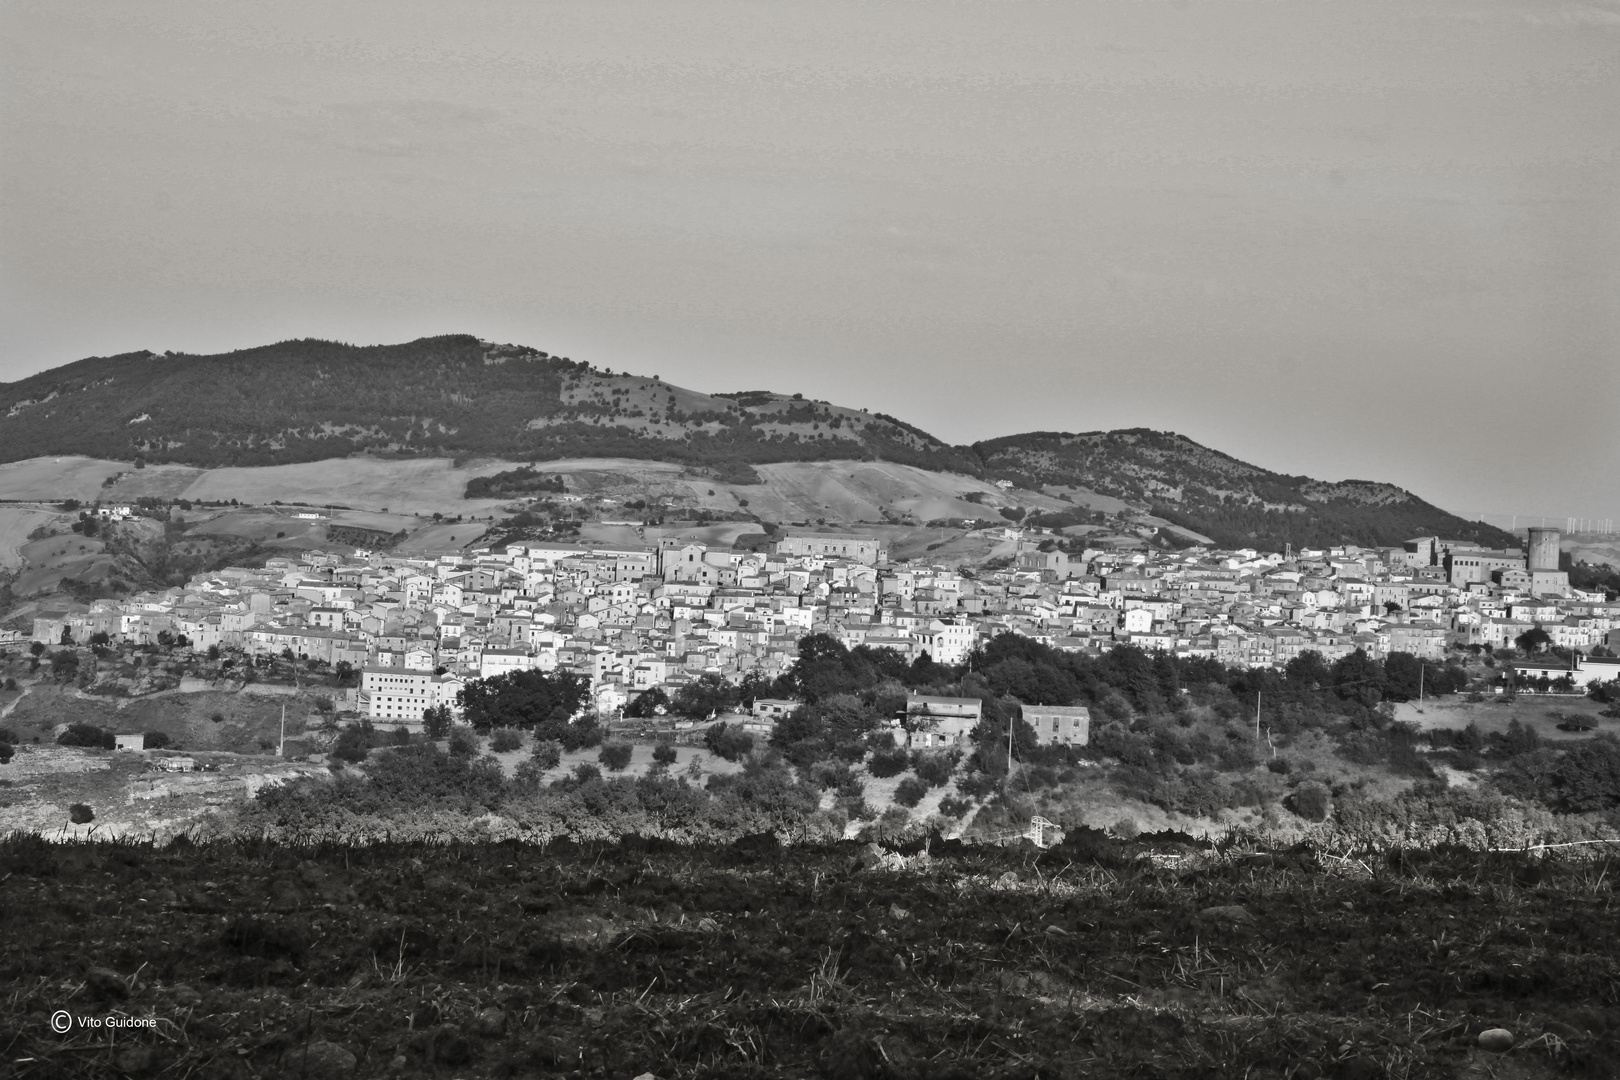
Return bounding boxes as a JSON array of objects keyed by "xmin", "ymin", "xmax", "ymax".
[
  {"xmin": 1286, "ymin": 781, "xmax": 1332, "ymax": 822},
  {"xmin": 598, "ymin": 742, "xmax": 634, "ymax": 771},
  {"xmin": 894, "ymin": 777, "xmax": 929, "ymax": 807},
  {"xmin": 1265, "ymin": 757, "xmax": 1291, "ymax": 774},
  {"xmin": 489, "ymin": 728, "xmax": 524, "ymax": 753},
  {"xmin": 210, "ymin": 712, "xmax": 225, "ymax": 724},
  {"xmin": 58, "ymin": 724, "xmax": 115, "ymax": 750},
  {"xmin": 868, "ymin": 746, "xmax": 909, "ymax": 778},
  {"xmin": 652, "ymin": 741, "xmax": 678, "ymax": 765},
  {"xmin": 531, "ymin": 740, "xmax": 563, "ymax": 770},
  {"xmin": 143, "ymin": 731, "xmax": 172, "ymax": 750},
  {"xmin": 911, "ymin": 750, "xmax": 958, "ymax": 788},
  {"xmin": 938, "ymin": 795, "xmax": 972, "ymax": 819},
  {"xmin": 703, "ymin": 723, "xmax": 755, "ymax": 762},
  {"xmin": 571, "ymin": 762, "xmax": 602, "ymax": 784},
  {"xmin": 447, "ymin": 726, "xmax": 480, "ymax": 757},
  {"xmin": 808, "ymin": 758, "xmax": 854, "ymax": 791},
  {"xmin": 68, "ymin": 803, "xmax": 94, "ymax": 824}
]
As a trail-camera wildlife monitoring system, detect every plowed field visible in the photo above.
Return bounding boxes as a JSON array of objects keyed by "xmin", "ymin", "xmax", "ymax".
[{"xmin": 1, "ymin": 836, "xmax": 1616, "ymax": 1079}]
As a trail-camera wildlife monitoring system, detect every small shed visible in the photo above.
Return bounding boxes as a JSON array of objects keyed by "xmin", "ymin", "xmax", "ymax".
[{"xmin": 114, "ymin": 733, "xmax": 146, "ymax": 752}]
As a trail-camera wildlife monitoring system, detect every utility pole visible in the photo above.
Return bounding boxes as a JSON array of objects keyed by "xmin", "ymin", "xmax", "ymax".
[
  {"xmin": 1418, "ymin": 663, "xmax": 1423, "ymax": 702},
  {"xmin": 279, "ymin": 703, "xmax": 286, "ymax": 757},
  {"xmin": 1255, "ymin": 691, "xmax": 1261, "ymax": 740}
]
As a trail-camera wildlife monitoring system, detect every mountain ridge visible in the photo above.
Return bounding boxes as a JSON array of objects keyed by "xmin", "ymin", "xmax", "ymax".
[{"xmin": 0, "ymin": 335, "xmax": 1515, "ymax": 550}]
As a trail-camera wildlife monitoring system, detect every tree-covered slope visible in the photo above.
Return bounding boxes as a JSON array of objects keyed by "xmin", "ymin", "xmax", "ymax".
[
  {"xmin": 0, "ymin": 336, "xmax": 979, "ymax": 475},
  {"xmin": 973, "ymin": 428, "xmax": 1516, "ymax": 550}
]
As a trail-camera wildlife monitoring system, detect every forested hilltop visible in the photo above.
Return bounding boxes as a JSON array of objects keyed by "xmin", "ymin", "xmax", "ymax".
[
  {"xmin": 0, "ymin": 336, "xmax": 1511, "ymax": 548},
  {"xmin": 974, "ymin": 429, "xmax": 1516, "ymax": 551},
  {"xmin": 0, "ymin": 336, "xmax": 975, "ymax": 478}
]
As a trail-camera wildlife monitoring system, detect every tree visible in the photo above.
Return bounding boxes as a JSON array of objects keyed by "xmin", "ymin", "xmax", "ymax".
[
  {"xmin": 59, "ymin": 627, "xmax": 73, "ymax": 646},
  {"xmin": 50, "ymin": 650, "xmax": 80, "ymax": 683},
  {"xmin": 422, "ymin": 704, "xmax": 454, "ymax": 740},
  {"xmin": 447, "ymin": 726, "xmax": 480, "ymax": 757},
  {"xmin": 623, "ymin": 687, "xmax": 670, "ymax": 719},
  {"xmin": 598, "ymin": 742, "xmax": 633, "ymax": 771},
  {"xmin": 1331, "ymin": 649, "xmax": 1384, "ymax": 705},
  {"xmin": 1285, "ymin": 650, "xmax": 1331, "ymax": 689},
  {"xmin": 652, "ymin": 741, "xmax": 678, "ymax": 765},
  {"xmin": 703, "ymin": 722, "xmax": 754, "ymax": 762},
  {"xmin": 458, "ymin": 669, "xmax": 591, "ymax": 732},
  {"xmin": 531, "ymin": 740, "xmax": 563, "ymax": 770},
  {"xmin": 207, "ymin": 644, "xmax": 221, "ymax": 661},
  {"xmin": 672, "ymin": 673, "xmax": 741, "ymax": 719},
  {"xmin": 1515, "ymin": 626, "xmax": 1553, "ymax": 654}
]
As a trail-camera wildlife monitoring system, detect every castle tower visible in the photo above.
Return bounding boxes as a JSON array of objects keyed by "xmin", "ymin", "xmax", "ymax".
[{"xmin": 1526, "ymin": 526, "xmax": 1561, "ymax": 572}]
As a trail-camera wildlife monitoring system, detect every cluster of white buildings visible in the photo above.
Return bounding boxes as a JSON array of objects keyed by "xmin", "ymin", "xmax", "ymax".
[{"xmin": 31, "ymin": 524, "xmax": 1620, "ymax": 729}]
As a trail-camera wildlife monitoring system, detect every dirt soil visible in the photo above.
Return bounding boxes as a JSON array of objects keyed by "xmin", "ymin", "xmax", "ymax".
[{"xmin": 1, "ymin": 836, "xmax": 1616, "ymax": 1079}]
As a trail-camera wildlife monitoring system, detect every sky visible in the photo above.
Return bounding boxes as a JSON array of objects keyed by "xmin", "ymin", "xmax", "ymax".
[{"xmin": 2, "ymin": 0, "xmax": 1617, "ymax": 523}]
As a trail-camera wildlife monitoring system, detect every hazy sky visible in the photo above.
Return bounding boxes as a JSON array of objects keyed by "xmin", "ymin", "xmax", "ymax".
[{"xmin": 3, "ymin": 0, "xmax": 1617, "ymax": 521}]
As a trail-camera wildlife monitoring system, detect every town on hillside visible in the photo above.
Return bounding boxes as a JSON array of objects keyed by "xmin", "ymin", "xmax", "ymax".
[{"xmin": 23, "ymin": 521, "xmax": 1620, "ymax": 750}]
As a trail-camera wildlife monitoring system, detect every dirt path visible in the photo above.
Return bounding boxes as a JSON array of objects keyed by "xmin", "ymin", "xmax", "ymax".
[{"xmin": 0, "ymin": 682, "xmax": 31, "ymax": 720}]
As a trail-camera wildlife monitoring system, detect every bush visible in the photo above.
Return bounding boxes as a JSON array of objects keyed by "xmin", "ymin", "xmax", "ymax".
[
  {"xmin": 447, "ymin": 726, "xmax": 480, "ymax": 757},
  {"xmin": 571, "ymin": 762, "xmax": 601, "ymax": 784},
  {"xmin": 868, "ymin": 746, "xmax": 909, "ymax": 778},
  {"xmin": 210, "ymin": 712, "xmax": 225, "ymax": 724},
  {"xmin": 598, "ymin": 742, "xmax": 634, "ymax": 771},
  {"xmin": 1286, "ymin": 781, "xmax": 1332, "ymax": 822},
  {"xmin": 58, "ymin": 724, "xmax": 115, "ymax": 750},
  {"xmin": 68, "ymin": 803, "xmax": 94, "ymax": 824},
  {"xmin": 652, "ymin": 741, "xmax": 678, "ymax": 765},
  {"xmin": 911, "ymin": 750, "xmax": 958, "ymax": 788},
  {"xmin": 143, "ymin": 731, "xmax": 172, "ymax": 750},
  {"xmin": 703, "ymin": 722, "xmax": 755, "ymax": 762},
  {"xmin": 531, "ymin": 740, "xmax": 563, "ymax": 770},
  {"xmin": 938, "ymin": 795, "xmax": 972, "ymax": 819},
  {"xmin": 489, "ymin": 728, "xmax": 524, "ymax": 753},
  {"xmin": 894, "ymin": 776, "xmax": 929, "ymax": 808}
]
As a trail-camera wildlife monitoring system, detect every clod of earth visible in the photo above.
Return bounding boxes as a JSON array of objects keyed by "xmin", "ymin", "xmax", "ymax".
[{"xmin": 297, "ymin": 1040, "xmax": 357, "ymax": 1078}]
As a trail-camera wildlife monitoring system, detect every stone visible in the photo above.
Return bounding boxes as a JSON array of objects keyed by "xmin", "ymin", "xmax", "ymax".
[
  {"xmin": 633, "ymin": 1074, "xmax": 659, "ymax": 1080},
  {"xmin": 472, "ymin": 1007, "xmax": 506, "ymax": 1036},
  {"xmin": 1198, "ymin": 905, "xmax": 1256, "ymax": 924},
  {"xmin": 299, "ymin": 1040, "xmax": 357, "ymax": 1078},
  {"xmin": 996, "ymin": 871, "xmax": 1020, "ymax": 889},
  {"xmin": 1477, "ymin": 1028, "xmax": 1515, "ymax": 1052},
  {"xmin": 888, "ymin": 903, "xmax": 911, "ymax": 920}
]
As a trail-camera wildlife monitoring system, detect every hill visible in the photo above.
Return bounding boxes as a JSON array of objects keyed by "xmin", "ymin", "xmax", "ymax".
[
  {"xmin": 0, "ymin": 337, "xmax": 1513, "ymax": 550},
  {"xmin": 973, "ymin": 428, "xmax": 1518, "ymax": 551},
  {"xmin": 0, "ymin": 335, "xmax": 978, "ymax": 479}
]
